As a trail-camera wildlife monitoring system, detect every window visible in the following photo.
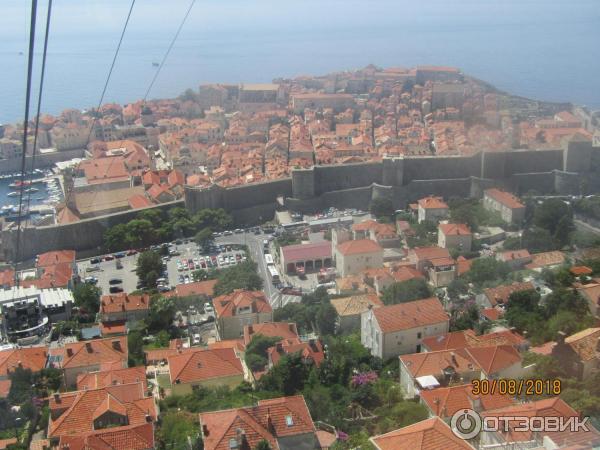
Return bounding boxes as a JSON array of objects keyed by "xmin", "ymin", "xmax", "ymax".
[
  {"xmin": 417, "ymin": 332, "xmax": 422, "ymax": 339},
  {"xmin": 285, "ymin": 415, "xmax": 294, "ymax": 426}
]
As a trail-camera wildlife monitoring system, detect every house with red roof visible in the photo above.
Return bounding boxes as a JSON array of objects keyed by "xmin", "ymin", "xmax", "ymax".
[
  {"xmin": 57, "ymin": 422, "xmax": 154, "ymax": 450},
  {"xmin": 267, "ymin": 338, "xmax": 325, "ymax": 370},
  {"xmin": 0, "ymin": 346, "xmax": 49, "ymax": 397},
  {"xmin": 335, "ymin": 239, "xmax": 383, "ymax": 277},
  {"xmin": 213, "ymin": 290, "xmax": 273, "ymax": 340},
  {"xmin": 408, "ymin": 246, "xmax": 452, "ymax": 273},
  {"xmin": 483, "ymin": 188, "xmax": 525, "ymax": 224},
  {"xmin": 477, "ymin": 281, "xmax": 535, "ymax": 309},
  {"xmin": 167, "ymin": 347, "xmax": 244, "ymax": 396},
  {"xmin": 352, "ymin": 220, "xmax": 401, "ymax": 248},
  {"xmin": 52, "ymin": 336, "xmax": 128, "ymax": 387},
  {"xmin": 496, "ymin": 249, "xmax": 532, "ymax": 270},
  {"xmin": 76, "ymin": 366, "xmax": 147, "ymax": 392},
  {"xmin": 361, "ymin": 297, "xmax": 449, "ymax": 359},
  {"xmin": 47, "ymin": 382, "xmax": 157, "ymax": 444},
  {"xmin": 242, "ymin": 322, "xmax": 299, "ymax": 348},
  {"xmin": 370, "ymin": 417, "xmax": 474, "ymax": 450},
  {"xmin": 437, "ymin": 223, "xmax": 472, "ymax": 252},
  {"xmin": 480, "ymin": 398, "xmax": 600, "ymax": 449},
  {"xmin": 419, "ymin": 383, "xmax": 515, "ymax": 421},
  {"xmin": 550, "ymin": 328, "xmax": 600, "ymax": 380},
  {"xmin": 199, "ymin": 395, "xmax": 320, "ymax": 450},
  {"xmin": 417, "ymin": 196, "xmax": 449, "ymax": 223},
  {"xmin": 422, "ymin": 328, "xmax": 526, "ymax": 353},
  {"xmin": 99, "ymin": 293, "xmax": 150, "ymax": 323}
]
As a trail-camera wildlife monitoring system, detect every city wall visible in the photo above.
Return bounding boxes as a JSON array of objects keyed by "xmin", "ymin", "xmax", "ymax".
[
  {"xmin": 4, "ymin": 140, "xmax": 599, "ymax": 261},
  {"xmin": 0, "ymin": 149, "xmax": 86, "ymax": 173}
]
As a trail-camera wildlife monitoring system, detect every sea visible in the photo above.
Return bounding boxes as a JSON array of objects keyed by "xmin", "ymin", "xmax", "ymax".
[{"xmin": 0, "ymin": 0, "xmax": 599, "ymax": 126}]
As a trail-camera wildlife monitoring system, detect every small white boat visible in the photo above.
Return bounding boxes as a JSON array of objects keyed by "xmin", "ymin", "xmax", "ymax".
[{"xmin": 7, "ymin": 191, "xmax": 19, "ymax": 197}]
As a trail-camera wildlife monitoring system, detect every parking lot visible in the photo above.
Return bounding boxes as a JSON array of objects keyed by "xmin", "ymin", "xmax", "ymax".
[{"xmin": 77, "ymin": 240, "xmax": 248, "ymax": 296}]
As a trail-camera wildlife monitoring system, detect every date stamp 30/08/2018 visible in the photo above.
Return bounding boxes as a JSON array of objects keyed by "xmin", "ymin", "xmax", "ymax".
[{"xmin": 471, "ymin": 378, "xmax": 561, "ymax": 397}]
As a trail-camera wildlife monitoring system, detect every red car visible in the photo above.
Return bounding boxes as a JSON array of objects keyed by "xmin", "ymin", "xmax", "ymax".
[
  {"xmin": 103, "ymin": 255, "xmax": 114, "ymax": 261},
  {"xmin": 127, "ymin": 249, "xmax": 138, "ymax": 256}
]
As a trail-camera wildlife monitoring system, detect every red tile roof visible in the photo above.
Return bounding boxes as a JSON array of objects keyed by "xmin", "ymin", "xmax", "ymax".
[
  {"xmin": 420, "ymin": 383, "xmax": 515, "ymax": 419},
  {"xmin": 497, "ymin": 249, "xmax": 531, "ymax": 262},
  {"xmin": 100, "ymin": 320, "xmax": 127, "ymax": 336},
  {"xmin": 76, "ymin": 366, "xmax": 147, "ymax": 391},
  {"xmin": 411, "ymin": 246, "xmax": 451, "ymax": 262},
  {"xmin": 243, "ymin": 322, "xmax": 299, "ymax": 347},
  {"xmin": 565, "ymin": 327, "xmax": 600, "ymax": 362},
  {"xmin": 439, "ymin": 223, "xmax": 471, "ymax": 236},
  {"xmin": 482, "ymin": 281, "xmax": 535, "ymax": 307},
  {"xmin": 482, "ymin": 398, "xmax": 600, "ymax": 447},
  {"xmin": 281, "ymin": 241, "xmax": 332, "ymax": 262},
  {"xmin": 418, "ymin": 196, "xmax": 448, "ymax": 210},
  {"xmin": 0, "ymin": 438, "xmax": 17, "ymax": 450},
  {"xmin": 337, "ymin": 239, "xmax": 383, "ymax": 256},
  {"xmin": 128, "ymin": 194, "xmax": 153, "ymax": 209},
  {"xmin": 422, "ymin": 329, "xmax": 524, "ymax": 352},
  {"xmin": 199, "ymin": 395, "xmax": 316, "ymax": 450},
  {"xmin": 100, "ymin": 293, "xmax": 150, "ymax": 314},
  {"xmin": 58, "ymin": 422, "xmax": 154, "ymax": 450},
  {"xmin": 372, "ymin": 297, "xmax": 448, "ymax": 333},
  {"xmin": 168, "ymin": 348, "xmax": 243, "ymax": 384},
  {"xmin": 48, "ymin": 382, "xmax": 156, "ymax": 438},
  {"xmin": 466, "ymin": 345, "xmax": 522, "ymax": 376},
  {"xmin": 213, "ymin": 290, "xmax": 272, "ymax": 318},
  {"xmin": 173, "ymin": 279, "xmax": 217, "ymax": 298},
  {"xmin": 484, "ymin": 188, "xmax": 524, "ymax": 209},
  {"xmin": 268, "ymin": 339, "xmax": 325, "ymax": 368},
  {"xmin": 0, "ymin": 269, "xmax": 15, "ymax": 287},
  {"xmin": 370, "ymin": 417, "xmax": 474, "ymax": 450},
  {"xmin": 37, "ymin": 250, "xmax": 75, "ymax": 267},
  {"xmin": 570, "ymin": 266, "xmax": 593, "ymax": 276},
  {"xmin": 56, "ymin": 337, "xmax": 127, "ymax": 370},
  {"xmin": 0, "ymin": 346, "xmax": 48, "ymax": 377}
]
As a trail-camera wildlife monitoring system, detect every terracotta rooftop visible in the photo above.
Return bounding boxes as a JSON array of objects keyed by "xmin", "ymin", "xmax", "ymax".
[
  {"xmin": 466, "ymin": 344, "xmax": 522, "ymax": 376},
  {"xmin": 411, "ymin": 246, "xmax": 451, "ymax": 261},
  {"xmin": 337, "ymin": 239, "xmax": 383, "ymax": 256},
  {"xmin": 420, "ymin": 383, "xmax": 515, "ymax": 419},
  {"xmin": 37, "ymin": 250, "xmax": 75, "ymax": 267},
  {"xmin": 482, "ymin": 281, "xmax": 535, "ymax": 307},
  {"xmin": 100, "ymin": 293, "xmax": 150, "ymax": 315},
  {"xmin": 199, "ymin": 395, "xmax": 316, "ymax": 450},
  {"xmin": 243, "ymin": 322, "xmax": 299, "ymax": 347},
  {"xmin": 76, "ymin": 366, "xmax": 148, "ymax": 391},
  {"xmin": 400, "ymin": 348, "xmax": 478, "ymax": 379},
  {"xmin": 525, "ymin": 250, "xmax": 566, "ymax": 269},
  {"xmin": 168, "ymin": 348, "xmax": 243, "ymax": 384},
  {"xmin": 418, "ymin": 196, "xmax": 448, "ymax": 210},
  {"xmin": 172, "ymin": 279, "xmax": 217, "ymax": 298},
  {"xmin": 58, "ymin": 422, "xmax": 154, "ymax": 450},
  {"xmin": 48, "ymin": 382, "xmax": 156, "ymax": 439},
  {"xmin": 370, "ymin": 417, "xmax": 474, "ymax": 450},
  {"xmin": 372, "ymin": 297, "xmax": 448, "ymax": 333},
  {"xmin": 482, "ymin": 397, "xmax": 600, "ymax": 447},
  {"xmin": 281, "ymin": 241, "xmax": 332, "ymax": 262},
  {"xmin": 268, "ymin": 338, "xmax": 325, "ymax": 368},
  {"xmin": 213, "ymin": 290, "xmax": 272, "ymax": 318},
  {"xmin": 497, "ymin": 249, "xmax": 531, "ymax": 262},
  {"xmin": 0, "ymin": 346, "xmax": 48, "ymax": 377},
  {"xmin": 55, "ymin": 337, "xmax": 127, "ymax": 370},
  {"xmin": 422, "ymin": 329, "xmax": 525, "ymax": 352},
  {"xmin": 565, "ymin": 327, "xmax": 600, "ymax": 362},
  {"xmin": 439, "ymin": 223, "xmax": 471, "ymax": 236},
  {"xmin": 331, "ymin": 293, "xmax": 384, "ymax": 317},
  {"xmin": 484, "ymin": 188, "xmax": 524, "ymax": 209}
]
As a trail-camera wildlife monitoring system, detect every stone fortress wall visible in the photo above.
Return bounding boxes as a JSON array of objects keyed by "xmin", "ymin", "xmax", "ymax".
[{"xmin": 3, "ymin": 139, "xmax": 599, "ymax": 261}]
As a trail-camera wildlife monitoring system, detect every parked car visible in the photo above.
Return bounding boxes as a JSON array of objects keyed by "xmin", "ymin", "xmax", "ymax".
[
  {"xmin": 90, "ymin": 257, "xmax": 101, "ymax": 264},
  {"xmin": 109, "ymin": 286, "xmax": 123, "ymax": 293},
  {"xmin": 108, "ymin": 278, "xmax": 122, "ymax": 285}
]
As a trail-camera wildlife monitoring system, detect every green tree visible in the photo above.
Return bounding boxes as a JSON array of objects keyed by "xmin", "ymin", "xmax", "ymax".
[
  {"xmin": 521, "ymin": 227, "xmax": 556, "ymax": 253},
  {"xmin": 73, "ymin": 283, "xmax": 101, "ymax": 315},
  {"xmin": 534, "ymin": 198, "xmax": 572, "ymax": 234},
  {"xmin": 136, "ymin": 250, "xmax": 163, "ymax": 288},
  {"xmin": 255, "ymin": 439, "xmax": 272, "ymax": 450},
  {"xmin": 381, "ymin": 278, "xmax": 432, "ymax": 305},
  {"xmin": 245, "ymin": 334, "xmax": 281, "ymax": 372},
  {"xmin": 554, "ymin": 215, "xmax": 575, "ymax": 248},
  {"xmin": 274, "ymin": 303, "xmax": 312, "ymax": 334},
  {"xmin": 127, "ymin": 330, "xmax": 145, "ymax": 366},
  {"xmin": 260, "ymin": 353, "xmax": 312, "ymax": 395},
  {"xmin": 370, "ymin": 197, "xmax": 394, "ymax": 220},
  {"xmin": 125, "ymin": 219, "xmax": 158, "ymax": 248},
  {"xmin": 316, "ymin": 302, "xmax": 338, "ymax": 336},
  {"xmin": 446, "ymin": 278, "xmax": 469, "ymax": 301},
  {"xmin": 193, "ymin": 208, "xmax": 233, "ymax": 232},
  {"xmin": 194, "ymin": 227, "xmax": 213, "ymax": 250},
  {"xmin": 146, "ymin": 296, "xmax": 176, "ymax": 333},
  {"xmin": 213, "ymin": 261, "xmax": 263, "ymax": 296},
  {"xmin": 157, "ymin": 411, "xmax": 199, "ymax": 449},
  {"xmin": 104, "ymin": 223, "xmax": 128, "ymax": 252},
  {"xmin": 466, "ymin": 258, "xmax": 510, "ymax": 286}
]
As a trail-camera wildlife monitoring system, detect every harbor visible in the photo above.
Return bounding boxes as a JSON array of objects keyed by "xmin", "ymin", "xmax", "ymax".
[{"xmin": 0, "ymin": 169, "xmax": 63, "ymax": 224}]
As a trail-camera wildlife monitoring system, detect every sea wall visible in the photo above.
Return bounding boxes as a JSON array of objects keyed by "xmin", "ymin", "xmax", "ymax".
[{"xmin": 0, "ymin": 149, "xmax": 86, "ymax": 173}]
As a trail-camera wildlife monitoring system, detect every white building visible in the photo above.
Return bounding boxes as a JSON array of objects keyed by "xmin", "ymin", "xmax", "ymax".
[{"xmin": 335, "ymin": 239, "xmax": 383, "ymax": 277}]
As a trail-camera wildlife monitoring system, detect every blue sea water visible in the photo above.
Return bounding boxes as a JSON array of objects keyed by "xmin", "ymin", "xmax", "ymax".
[{"xmin": 0, "ymin": 0, "xmax": 599, "ymax": 124}]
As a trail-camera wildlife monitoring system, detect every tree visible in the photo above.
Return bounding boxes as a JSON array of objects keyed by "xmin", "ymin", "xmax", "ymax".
[
  {"xmin": 260, "ymin": 353, "xmax": 311, "ymax": 395},
  {"xmin": 554, "ymin": 215, "xmax": 575, "ymax": 248},
  {"xmin": 446, "ymin": 278, "xmax": 469, "ymax": 301},
  {"xmin": 521, "ymin": 227, "xmax": 556, "ymax": 253},
  {"xmin": 316, "ymin": 302, "xmax": 338, "ymax": 336},
  {"xmin": 127, "ymin": 330, "xmax": 145, "ymax": 366},
  {"xmin": 534, "ymin": 198, "xmax": 572, "ymax": 234},
  {"xmin": 157, "ymin": 411, "xmax": 199, "ymax": 449},
  {"xmin": 466, "ymin": 258, "xmax": 510, "ymax": 286},
  {"xmin": 213, "ymin": 261, "xmax": 263, "ymax": 296},
  {"xmin": 381, "ymin": 278, "xmax": 431, "ymax": 305},
  {"xmin": 146, "ymin": 296, "xmax": 176, "ymax": 333},
  {"xmin": 73, "ymin": 283, "xmax": 101, "ymax": 315},
  {"xmin": 125, "ymin": 219, "xmax": 158, "ymax": 248},
  {"xmin": 194, "ymin": 227, "xmax": 213, "ymax": 250},
  {"xmin": 245, "ymin": 334, "xmax": 281, "ymax": 372},
  {"xmin": 255, "ymin": 439, "xmax": 271, "ymax": 450},
  {"xmin": 136, "ymin": 250, "xmax": 163, "ymax": 288},
  {"xmin": 104, "ymin": 223, "xmax": 128, "ymax": 252},
  {"xmin": 370, "ymin": 197, "xmax": 394, "ymax": 219}
]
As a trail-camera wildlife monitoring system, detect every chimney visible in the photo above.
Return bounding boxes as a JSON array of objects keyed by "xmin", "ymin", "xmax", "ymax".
[
  {"xmin": 145, "ymin": 413, "xmax": 152, "ymax": 423},
  {"xmin": 66, "ymin": 348, "xmax": 73, "ymax": 357},
  {"xmin": 202, "ymin": 424, "xmax": 209, "ymax": 437},
  {"xmin": 85, "ymin": 342, "xmax": 92, "ymax": 352},
  {"xmin": 276, "ymin": 342, "xmax": 284, "ymax": 353},
  {"xmin": 53, "ymin": 392, "xmax": 60, "ymax": 402},
  {"xmin": 450, "ymin": 352, "xmax": 457, "ymax": 366},
  {"xmin": 556, "ymin": 331, "xmax": 566, "ymax": 345},
  {"xmin": 111, "ymin": 340, "xmax": 121, "ymax": 351}
]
